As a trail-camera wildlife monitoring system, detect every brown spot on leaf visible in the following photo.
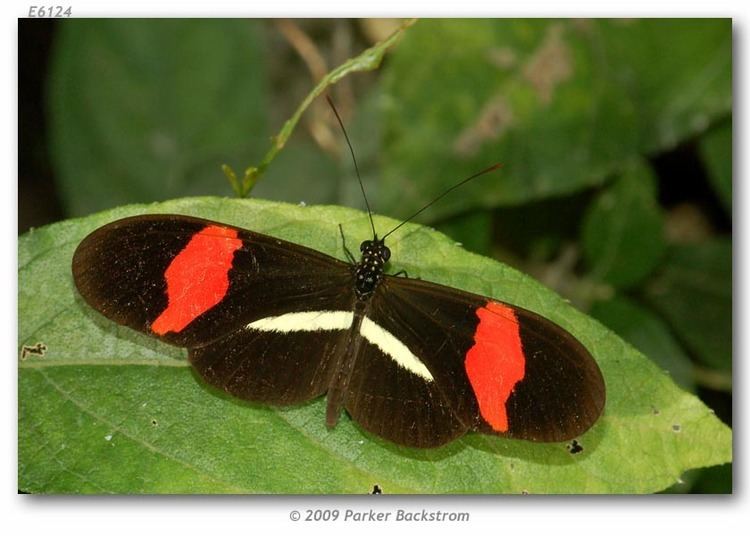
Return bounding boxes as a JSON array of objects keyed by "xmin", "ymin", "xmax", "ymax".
[
  {"xmin": 487, "ymin": 46, "xmax": 517, "ymax": 69},
  {"xmin": 523, "ymin": 23, "xmax": 573, "ymax": 104},
  {"xmin": 453, "ymin": 95, "xmax": 514, "ymax": 156}
]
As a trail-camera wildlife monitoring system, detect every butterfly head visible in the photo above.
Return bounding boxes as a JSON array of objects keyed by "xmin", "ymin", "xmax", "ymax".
[{"xmin": 359, "ymin": 237, "xmax": 391, "ymax": 262}]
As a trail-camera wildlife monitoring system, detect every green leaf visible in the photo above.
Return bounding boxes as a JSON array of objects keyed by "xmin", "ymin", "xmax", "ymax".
[
  {"xmin": 19, "ymin": 198, "xmax": 730, "ymax": 493},
  {"xmin": 581, "ymin": 160, "xmax": 665, "ymax": 289},
  {"xmin": 644, "ymin": 240, "xmax": 732, "ymax": 372},
  {"xmin": 590, "ymin": 296, "xmax": 694, "ymax": 391},
  {"xmin": 49, "ymin": 19, "xmax": 269, "ymax": 216},
  {"xmin": 378, "ymin": 19, "xmax": 731, "ymax": 220},
  {"xmin": 698, "ymin": 119, "xmax": 732, "ymax": 213},
  {"xmin": 602, "ymin": 20, "xmax": 732, "ymax": 154}
]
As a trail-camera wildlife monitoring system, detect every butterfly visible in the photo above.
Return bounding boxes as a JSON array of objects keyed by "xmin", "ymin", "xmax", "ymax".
[{"xmin": 72, "ymin": 209, "xmax": 605, "ymax": 448}]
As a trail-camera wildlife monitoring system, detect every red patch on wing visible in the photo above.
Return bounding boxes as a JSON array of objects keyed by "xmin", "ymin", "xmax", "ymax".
[
  {"xmin": 151, "ymin": 225, "xmax": 243, "ymax": 335},
  {"xmin": 464, "ymin": 301, "xmax": 526, "ymax": 432}
]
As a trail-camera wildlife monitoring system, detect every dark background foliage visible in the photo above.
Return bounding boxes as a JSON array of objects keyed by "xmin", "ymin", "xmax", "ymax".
[{"xmin": 18, "ymin": 18, "xmax": 731, "ymax": 492}]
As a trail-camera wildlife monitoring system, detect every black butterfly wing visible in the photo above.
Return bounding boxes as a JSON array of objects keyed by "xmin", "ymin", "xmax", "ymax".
[
  {"xmin": 344, "ymin": 275, "xmax": 605, "ymax": 447},
  {"xmin": 344, "ymin": 340, "xmax": 471, "ymax": 448},
  {"xmin": 188, "ymin": 322, "xmax": 352, "ymax": 405},
  {"xmin": 73, "ymin": 215, "xmax": 359, "ymax": 404},
  {"xmin": 72, "ymin": 214, "xmax": 355, "ymax": 347}
]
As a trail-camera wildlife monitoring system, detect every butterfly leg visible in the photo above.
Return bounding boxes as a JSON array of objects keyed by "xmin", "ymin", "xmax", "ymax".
[
  {"xmin": 339, "ymin": 224, "xmax": 357, "ymax": 264},
  {"xmin": 392, "ymin": 269, "xmax": 422, "ymax": 281}
]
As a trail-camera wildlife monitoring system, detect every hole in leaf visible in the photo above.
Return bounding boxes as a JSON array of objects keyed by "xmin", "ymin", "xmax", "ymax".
[
  {"xmin": 20, "ymin": 342, "xmax": 47, "ymax": 360},
  {"xmin": 567, "ymin": 439, "xmax": 584, "ymax": 454}
]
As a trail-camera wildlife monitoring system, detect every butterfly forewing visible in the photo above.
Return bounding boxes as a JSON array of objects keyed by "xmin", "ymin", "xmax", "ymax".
[
  {"xmin": 72, "ymin": 215, "xmax": 354, "ymax": 348},
  {"xmin": 371, "ymin": 275, "xmax": 606, "ymax": 444},
  {"xmin": 500, "ymin": 309, "xmax": 606, "ymax": 441}
]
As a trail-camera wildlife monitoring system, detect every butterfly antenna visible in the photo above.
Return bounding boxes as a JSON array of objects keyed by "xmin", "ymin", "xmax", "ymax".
[
  {"xmin": 381, "ymin": 163, "xmax": 503, "ymax": 241},
  {"xmin": 326, "ymin": 95, "xmax": 378, "ymax": 240}
]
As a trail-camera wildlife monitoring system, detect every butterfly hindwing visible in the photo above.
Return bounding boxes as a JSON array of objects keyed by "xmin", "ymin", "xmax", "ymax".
[
  {"xmin": 343, "ymin": 339, "xmax": 472, "ymax": 448},
  {"xmin": 189, "ymin": 325, "xmax": 350, "ymax": 405}
]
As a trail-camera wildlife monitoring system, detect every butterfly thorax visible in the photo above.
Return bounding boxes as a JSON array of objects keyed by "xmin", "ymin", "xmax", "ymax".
[{"xmin": 354, "ymin": 238, "xmax": 391, "ymax": 299}]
